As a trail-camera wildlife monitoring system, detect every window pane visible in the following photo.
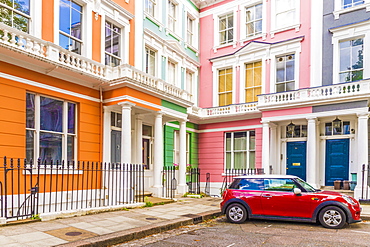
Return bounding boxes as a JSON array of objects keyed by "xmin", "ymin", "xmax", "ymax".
[
  {"xmin": 67, "ymin": 135, "xmax": 75, "ymax": 162},
  {"xmin": 234, "ymin": 132, "xmax": 247, "ymax": 150},
  {"xmin": 249, "ymin": 151, "xmax": 255, "ymax": 169},
  {"xmin": 325, "ymin": 123, "xmax": 332, "ymax": 135},
  {"xmin": 59, "ymin": 0, "xmax": 71, "ymax": 34},
  {"xmin": 40, "ymin": 96, "xmax": 63, "ymax": 132},
  {"xmin": 68, "ymin": 102, "xmax": 75, "ymax": 134},
  {"xmin": 343, "ymin": 121, "xmax": 350, "ymax": 134},
  {"xmin": 39, "ymin": 132, "xmax": 62, "ymax": 162},
  {"xmin": 226, "ymin": 152, "xmax": 231, "ymax": 169},
  {"xmin": 226, "ymin": 132, "xmax": 231, "ymax": 151},
  {"xmin": 234, "ymin": 152, "xmax": 246, "ymax": 169},
  {"xmin": 26, "ymin": 93, "xmax": 35, "ymax": 128},
  {"xmin": 26, "ymin": 129, "xmax": 34, "ymax": 161},
  {"xmin": 249, "ymin": 131, "xmax": 255, "ymax": 149}
]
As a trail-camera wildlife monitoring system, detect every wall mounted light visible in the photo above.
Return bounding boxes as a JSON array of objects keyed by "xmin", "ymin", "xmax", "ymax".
[
  {"xmin": 332, "ymin": 116, "xmax": 342, "ymax": 130},
  {"xmin": 287, "ymin": 121, "xmax": 296, "ymax": 136}
]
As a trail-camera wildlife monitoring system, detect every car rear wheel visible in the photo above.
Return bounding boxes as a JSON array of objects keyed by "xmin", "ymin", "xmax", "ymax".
[
  {"xmin": 226, "ymin": 203, "xmax": 247, "ymax": 224},
  {"xmin": 319, "ymin": 206, "xmax": 346, "ymax": 229}
]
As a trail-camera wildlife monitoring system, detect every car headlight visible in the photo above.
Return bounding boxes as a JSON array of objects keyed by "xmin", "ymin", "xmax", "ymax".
[{"xmin": 342, "ymin": 195, "xmax": 356, "ymax": 205}]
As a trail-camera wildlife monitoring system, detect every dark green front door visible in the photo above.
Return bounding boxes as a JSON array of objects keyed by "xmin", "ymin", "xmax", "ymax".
[
  {"xmin": 286, "ymin": 141, "xmax": 307, "ymax": 181},
  {"xmin": 325, "ymin": 139, "xmax": 349, "ymax": 186}
]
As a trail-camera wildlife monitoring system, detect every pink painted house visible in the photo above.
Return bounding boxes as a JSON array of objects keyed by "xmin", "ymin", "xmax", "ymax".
[{"xmin": 196, "ymin": 0, "xmax": 316, "ymax": 195}]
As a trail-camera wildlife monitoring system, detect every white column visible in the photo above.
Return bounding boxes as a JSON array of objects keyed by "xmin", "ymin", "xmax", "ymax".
[
  {"xmin": 102, "ymin": 106, "xmax": 111, "ymax": 163},
  {"xmin": 153, "ymin": 112, "xmax": 164, "ymax": 196},
  {"xmin": 355, "ymin": 113, "xmax": 369, "ymax": 199},
  {"xmin": 270, "ymin": 124, "xmax": 277, "ymax": 174},
  {"xmin": 135, "ymin": 114, "xmax": 143, "ymax": 165},
  {"xmin": 307, "ymin": 117, "xmax": 319, "ymax": 188},
  {"xmin": 178, "ymin": 120, "xmax": 187, "ymax": 194},
  {"xmin": 120, "ymin": 102, "xmax": 135, "ymax": 164},
  {"xmin": 262, "ymin": 121, "xmax": 270, "ymax": 174}
]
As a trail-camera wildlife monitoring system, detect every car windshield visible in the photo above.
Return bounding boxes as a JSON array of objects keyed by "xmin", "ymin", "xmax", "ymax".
[{"xmin": 295, "ymin": 178, "xmax": 316, "ymax": 192}]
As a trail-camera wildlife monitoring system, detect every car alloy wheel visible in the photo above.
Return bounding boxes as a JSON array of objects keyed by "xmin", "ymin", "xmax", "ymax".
[
  {"xmin": 319, "ymin": 206, "xmax": 346, "ymax": 229},
  {"xmin": 226, "ymin": 203, "xmax": 247, "ymax": 224}
]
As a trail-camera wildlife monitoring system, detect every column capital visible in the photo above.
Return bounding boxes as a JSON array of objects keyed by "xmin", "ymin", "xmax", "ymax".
[
  {"xmin": 135, "ymin": 114, "xmax": 144, "ymax": 120},
  {"xmin": 357, "ymin": 112, "xmax": 369, "ymax": 118},
  {"xmin": 306, "ymin": 117, "xmax": 317, "ymax": 122},
  {"xmin": 155, "ymin": 111, "xmax": 163, "ymax": 117},
  {"xmin": 261, "ymin": 120, "xmax": 270, "ymax": 125},
  {"xmin": 119, "ymin": 101, "xmax": 136, "ymax": 109}
]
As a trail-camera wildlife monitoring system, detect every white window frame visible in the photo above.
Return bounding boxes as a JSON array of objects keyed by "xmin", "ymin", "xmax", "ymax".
[
  {"xmin": 270, "ymin": 0, "xmax": 300, "ymax": 38},
  {"xmin": 333, "ymin": 0, "xmax": 370, "ymax": 19},
  {"xmin": 145, "ymin": 46, "xmax": 157, "ymax": 76},
  {"xmin": 224, "ymin": 131, "xmax": 256, "ymax": 170},
  {"xmin": 144, "ymin": 0, "xmax": 157, "ymax": 17},
  {"xmin": 167, "ymin": 0, "xmax": 177, "ymax": 33},
  {"xmin": 244, "ymin": 60, "xmax": 263, "ymax": 103},
  {"xmin": 173, "ymin": 130, "xmax": 179, "ymax": 165},
  {"xmin": 186, "ymin": 70, "xmax": 194, "ymax": 94},
  {"xmin": 55, "ymin": 0, "xmax": 91, "ymax": 57},
  {"xmin": 167, "ymin": 59, "xmax": 177, "ymax": 85},
  {"xmin": 213, "ymin": 9, "xmax": 237, "ymax": 51},
  {"xmin": 240, "ymin": 1, "xmax": 264, "ymax": 42},
  {"xmin": 269, "ymin": 38, "xmax": 302, "ymax": 93},
  {"xmin": 187, "ymin": 15, "xmax": 194, "ymax": 47},
  {"xmin": 217, "ymin": 67, "xmax": 234, "ymax": 107},
  {"xmin": 104, "ymin": 20, "xmax": 122, "ymax": 67},
  {"xmin": 26, "ymin": 93, "xmax": 77, "ymax": 163},
  {"xmin": 101, "ymin": 2, "xmax": 131, "ymax": 66},
  {"xmin": 212, "ymin": 58, "xmax": 236, "ymax": 106},
  {"xmin": 330, "ymin": 21, "xmax": 370, "ymax": 84}
]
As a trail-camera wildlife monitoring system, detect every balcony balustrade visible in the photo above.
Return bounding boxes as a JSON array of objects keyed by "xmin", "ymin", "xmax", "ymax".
[
  {"xmin": 258, "ymin": 80, "xmax": 370, "ymax": 108},
  {"xmin": 0, "ymin": 23, "xmax": 191, "ymax": 102}
]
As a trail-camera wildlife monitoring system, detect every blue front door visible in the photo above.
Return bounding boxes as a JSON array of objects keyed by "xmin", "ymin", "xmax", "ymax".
[
  {"xmin": 286, "ymin": 142, "xmax": 307, "ymax": 180},
  {"xmin": 325, "ymin": 139, "xmax": 350, "ymax": 186}
]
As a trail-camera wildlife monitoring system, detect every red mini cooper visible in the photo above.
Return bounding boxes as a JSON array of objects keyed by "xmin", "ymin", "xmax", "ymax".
[{"xmin": 221, "ymin": 175, "xmax": 361, "ymax": 229}]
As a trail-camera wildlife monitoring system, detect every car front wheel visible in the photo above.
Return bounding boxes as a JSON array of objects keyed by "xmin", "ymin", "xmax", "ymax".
[
  {"xmin": 226, "ymin": 203, "xmax": 247, "ymax": 224},
  {"xmin": 318, "ymin": 206, "xmax": 346, "ymax": 229}
]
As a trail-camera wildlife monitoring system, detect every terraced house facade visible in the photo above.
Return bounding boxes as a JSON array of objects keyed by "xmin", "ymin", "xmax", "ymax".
[{"xmin": 0, "ymin": 0, "xmax": 369, "ymax": 217}]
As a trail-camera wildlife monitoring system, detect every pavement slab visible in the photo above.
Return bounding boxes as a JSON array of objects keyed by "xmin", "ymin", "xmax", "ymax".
[{"xmin": 0, "ymin": 196, "xmax": 368, "ymax": 247}]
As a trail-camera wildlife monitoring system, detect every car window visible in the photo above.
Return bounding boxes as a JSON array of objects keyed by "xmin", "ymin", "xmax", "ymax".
[
  {"xmin": 263, "ymin": 178, "xmax": 296, "ymax": 192},
  {"xmin": 229, "ymin": 178, "xmax": 264, "ymax": 190}
]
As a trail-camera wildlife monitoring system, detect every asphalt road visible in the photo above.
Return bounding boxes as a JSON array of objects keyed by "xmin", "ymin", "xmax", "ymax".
[{"xmin": 117, "ymin": 217, "xmax": 370, "ymax": 247}]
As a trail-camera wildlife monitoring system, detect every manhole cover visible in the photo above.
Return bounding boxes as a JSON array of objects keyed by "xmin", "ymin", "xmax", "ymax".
[
  {"xmin": 146, "ymin": 217, "xmax": 157, "ymax": 220},
  {"xmin": 65, "ymin": 232, "xmax": 83, "ymax": 236}
]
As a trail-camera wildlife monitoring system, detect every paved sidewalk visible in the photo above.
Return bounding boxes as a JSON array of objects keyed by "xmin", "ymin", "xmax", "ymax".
[
  {"xmin": 0, "ymin": 197, "xmax": 369, "ymax": 247},
  {"xmin": 0, "ymin": 197, "xmax": 222, "ymax": 247}
]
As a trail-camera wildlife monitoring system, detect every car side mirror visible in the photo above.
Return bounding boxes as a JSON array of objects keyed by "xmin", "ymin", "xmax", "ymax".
[{"xmin": 293, "ymin": 188, "xmax": 302, "ymax": 195}]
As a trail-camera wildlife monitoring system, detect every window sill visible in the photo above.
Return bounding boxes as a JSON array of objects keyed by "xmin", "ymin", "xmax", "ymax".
[
  {"xmin": 240, "ymin": 34, "xmax": 265, "ymax": 46},
  {"xmin": 213, "ymin": 41, "xmax": 237, "ymax": 53},
  {"xmin": 144, "ymin": 14, "xmax": 163, "ymax": 31},
  {"xmin": 333, "ymin": 3, "xmax": 370, "ymax": 19},
  {"xmin": 270, "ymin": 24, "xmax": 301, "ymax": 38},
  {"xmin": 185, "ymin": 43, "xmax": 199, "ymax": 55}
]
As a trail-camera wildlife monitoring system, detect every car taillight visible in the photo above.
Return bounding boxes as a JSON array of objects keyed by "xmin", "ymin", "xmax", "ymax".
[{"xmin": 222, "ymin": 189, "xmax": 228, "ymax": 198}]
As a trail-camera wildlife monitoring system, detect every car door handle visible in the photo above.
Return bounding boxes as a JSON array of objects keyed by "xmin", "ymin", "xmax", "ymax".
[{"xmin": 262, "ymin": 194, "xmax": 272, "ymax": 198}]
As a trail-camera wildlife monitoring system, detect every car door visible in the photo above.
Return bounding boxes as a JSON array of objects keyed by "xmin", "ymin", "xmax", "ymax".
[
  {"xmin": 233, "ymin": 178, "xmax": 264, "ymax": 215},
  {"xmin": 261, "ymin": 178, "xmax": 313, "ymax": 219}
]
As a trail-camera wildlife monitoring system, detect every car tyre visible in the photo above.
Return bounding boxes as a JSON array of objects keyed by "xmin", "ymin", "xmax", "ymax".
[
  {"xmin": 318, "ymin": 206, "xmax": 346, "ymax": 229},
  {"xmin": 226, "ymin": 203, "xmax": 247, "ymax": 224}
]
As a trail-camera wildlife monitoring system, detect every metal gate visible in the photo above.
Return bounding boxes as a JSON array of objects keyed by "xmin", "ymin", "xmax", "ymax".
[
  {"xmin": 161, "ymin": 166, "xmax": 177, "ymax": 199},
  {"xmin": 0, "ymin": 158, "xmax": 39, "ymax": 220}
]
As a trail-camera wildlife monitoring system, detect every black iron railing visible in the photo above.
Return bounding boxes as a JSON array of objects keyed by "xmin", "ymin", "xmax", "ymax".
[
  {"xmin": 187, "ymin": 168, "xmax": 200, "ymax": 194},
  {"xmin": 0, "ymin": 157, "xmax": 144, "ymax": 221},
  {"xmin": 361, "ymin": 164, "xmax": 370, "ymax": 201},
  {"xmin": 162, "ymin": 166, "xmax": 177, "ymax": 199},
  {"xmin": 220, "ymin": 168, "xmax": 264, "ymax": 194}
]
